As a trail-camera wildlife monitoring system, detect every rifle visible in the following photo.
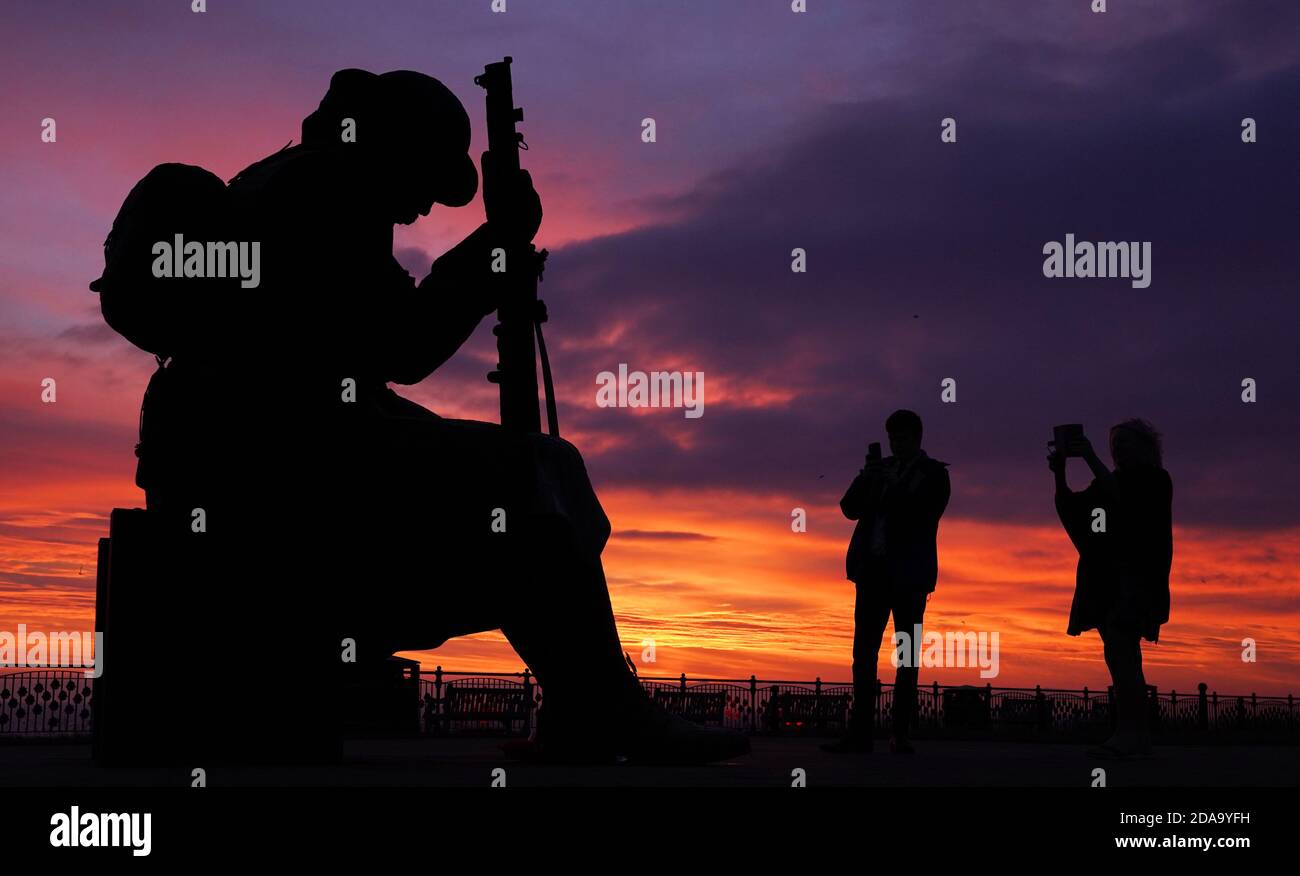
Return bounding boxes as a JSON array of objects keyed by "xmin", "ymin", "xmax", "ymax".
[{"xmin": 474, "ymin": 56, "xmax": 558, "ymax": 436}]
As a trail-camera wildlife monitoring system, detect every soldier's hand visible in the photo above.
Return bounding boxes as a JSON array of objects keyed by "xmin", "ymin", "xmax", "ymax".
[{"xmin": 482, "ymin": 151, "xmax": 542, "ymax": 245}]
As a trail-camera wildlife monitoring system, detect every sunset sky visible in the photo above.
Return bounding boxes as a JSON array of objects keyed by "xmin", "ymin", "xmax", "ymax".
[{"xmin": 2, "ymin": 1, "xmax": 1298, "ymax": 695}]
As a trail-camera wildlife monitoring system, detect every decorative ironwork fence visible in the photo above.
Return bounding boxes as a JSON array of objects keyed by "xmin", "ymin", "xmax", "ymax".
[
  {"xmin": 410, "ymin": 668, "xmax": 1298, "ymax": 744},
  {"xmin": 2, "ymin": 667, "xmax": 1294, "ymax": 743},
  {"xmin": 0, "ymin": 670, "xmax": 95, "ymax": 737}
]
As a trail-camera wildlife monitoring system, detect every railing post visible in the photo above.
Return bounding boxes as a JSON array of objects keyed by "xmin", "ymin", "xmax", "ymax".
[
  {"xmin": 1198, "ymin": 682, "xmax": 1208, "ymax": 733},
  {"xmin": 433, "ymin": 665, "xmax": 445, "ymax": 735},
  {"xmin": 749, "ymin": 675, "xmax": 757, "ymax": 733},
  {"xmin": 522, "ymin": 667, "xmax": 534, "ymax": 736},
  {"xmin": 876, "ymin": 677, "xmax": 883, "ymax": 731},
  {"xmin": 1081, "ymin": 685, "xmax": 1090, "ymax": 739},
  {"xmin": 1035, "ymin": 684, "xmax": 1046, "ymax": 732}
]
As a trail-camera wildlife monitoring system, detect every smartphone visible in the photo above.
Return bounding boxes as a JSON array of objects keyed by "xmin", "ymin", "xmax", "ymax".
[
  {"xmin": 1052, "ymin": 424, "xmax": 1083, "ymax": 457},
  {"xmin": 867, "ymin": 442, "xmax": 882, "ymax": 461}
]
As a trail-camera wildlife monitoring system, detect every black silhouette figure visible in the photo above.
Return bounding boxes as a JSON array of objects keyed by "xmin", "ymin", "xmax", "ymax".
[
  {"xmin": 1049, "ymin": 419, "xmax": 1172, "ymax": 758},
  {"xmin": 824, "ymin": 410, "xmax": 950, "ymax": 754},
  {"xmin": 90, "ymin": 68, "xmax": 747, "ymax": 765}
]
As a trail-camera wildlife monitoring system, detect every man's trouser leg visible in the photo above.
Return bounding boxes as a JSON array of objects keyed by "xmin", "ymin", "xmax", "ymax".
[
  {"xmin": 890, "ymin": 588, "xmax": 929, "ymax": 741},
  {"xmin": 849, "ymin": 577, "xmax": 892, "ymax": 740}
]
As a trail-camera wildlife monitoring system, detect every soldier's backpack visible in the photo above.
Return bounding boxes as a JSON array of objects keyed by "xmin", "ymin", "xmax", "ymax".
[{"xmin": 89, "ymin": 163, "xmax": 232, "ymax": 358}]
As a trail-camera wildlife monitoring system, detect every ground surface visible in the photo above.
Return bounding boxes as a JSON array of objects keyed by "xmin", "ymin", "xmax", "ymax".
[{"xmin": 3, "ymin": 737, "xmax": 1297, "ymax": 788}]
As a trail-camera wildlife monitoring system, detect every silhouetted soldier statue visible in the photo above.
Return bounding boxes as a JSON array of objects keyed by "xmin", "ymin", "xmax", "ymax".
[
  {"xmin": 1048, "ymin": 419, "xmax": 1172, "ymax": 758},
  {"xmin": 824, "ymin": 410, "xmax": 950, "ymax": 754},
  {"xmin": 91, "ymin": 68, "xmax": 747, "ymax": 764}
]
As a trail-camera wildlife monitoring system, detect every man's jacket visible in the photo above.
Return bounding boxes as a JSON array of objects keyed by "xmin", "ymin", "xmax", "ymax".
[{"xmin": 841, "ymin": 452, "xmax": 950, "ymax": 591}]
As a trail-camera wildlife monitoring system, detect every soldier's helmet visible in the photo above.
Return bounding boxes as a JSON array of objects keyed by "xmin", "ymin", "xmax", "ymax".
[{"xmin": 302, "ymin": 68, "xmax": 478, "ymax": 208}]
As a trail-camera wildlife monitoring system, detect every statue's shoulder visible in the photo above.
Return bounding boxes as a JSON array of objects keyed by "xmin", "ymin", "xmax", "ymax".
[
  {"xmin": 228, "ymin": 145, "xmax": 371, "ymax": 225},
  {"xmin": 228, "ymin": 144, "xmax": 349, "ymax": 197}
]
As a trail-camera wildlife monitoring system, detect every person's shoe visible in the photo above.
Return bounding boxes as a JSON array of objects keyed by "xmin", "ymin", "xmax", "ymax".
[
  {"xmin": 820, "ymin": 735, "xmax": 874, "ymax": 754},
  {"xmin": 888, "ymin": 736, "xmax": 915, "ymax": 755}
]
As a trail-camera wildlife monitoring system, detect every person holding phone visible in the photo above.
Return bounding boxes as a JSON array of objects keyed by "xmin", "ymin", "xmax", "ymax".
[
  {"xmin": 1048, "ymin": 419, "xmax": 1172, "ymax": 758},
  {"xmin": 824, "ymin": 409, "xmax": 951, "ymax": 754}
]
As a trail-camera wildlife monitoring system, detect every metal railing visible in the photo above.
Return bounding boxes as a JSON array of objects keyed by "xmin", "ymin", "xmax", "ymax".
[
  {"xmin": 0, "ymin": 670, "xmax": 95, "ymax": 738},
  {"xmin": 2, "ymin": 667, "xmax": 1295, "ymax": 743},
  {"xmin": 414, "ymin": 667, "xmax": 1298, "ymax": 743}
]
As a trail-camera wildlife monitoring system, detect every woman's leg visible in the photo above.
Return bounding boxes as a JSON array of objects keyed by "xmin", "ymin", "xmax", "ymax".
[
  {"xmin": 1100, "ymin": 623, "xmax": 1148, "ymax": 752},
  {"xmin": 1129, "ymin": 636, "xmax": 1150, "ymax": 751}
]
